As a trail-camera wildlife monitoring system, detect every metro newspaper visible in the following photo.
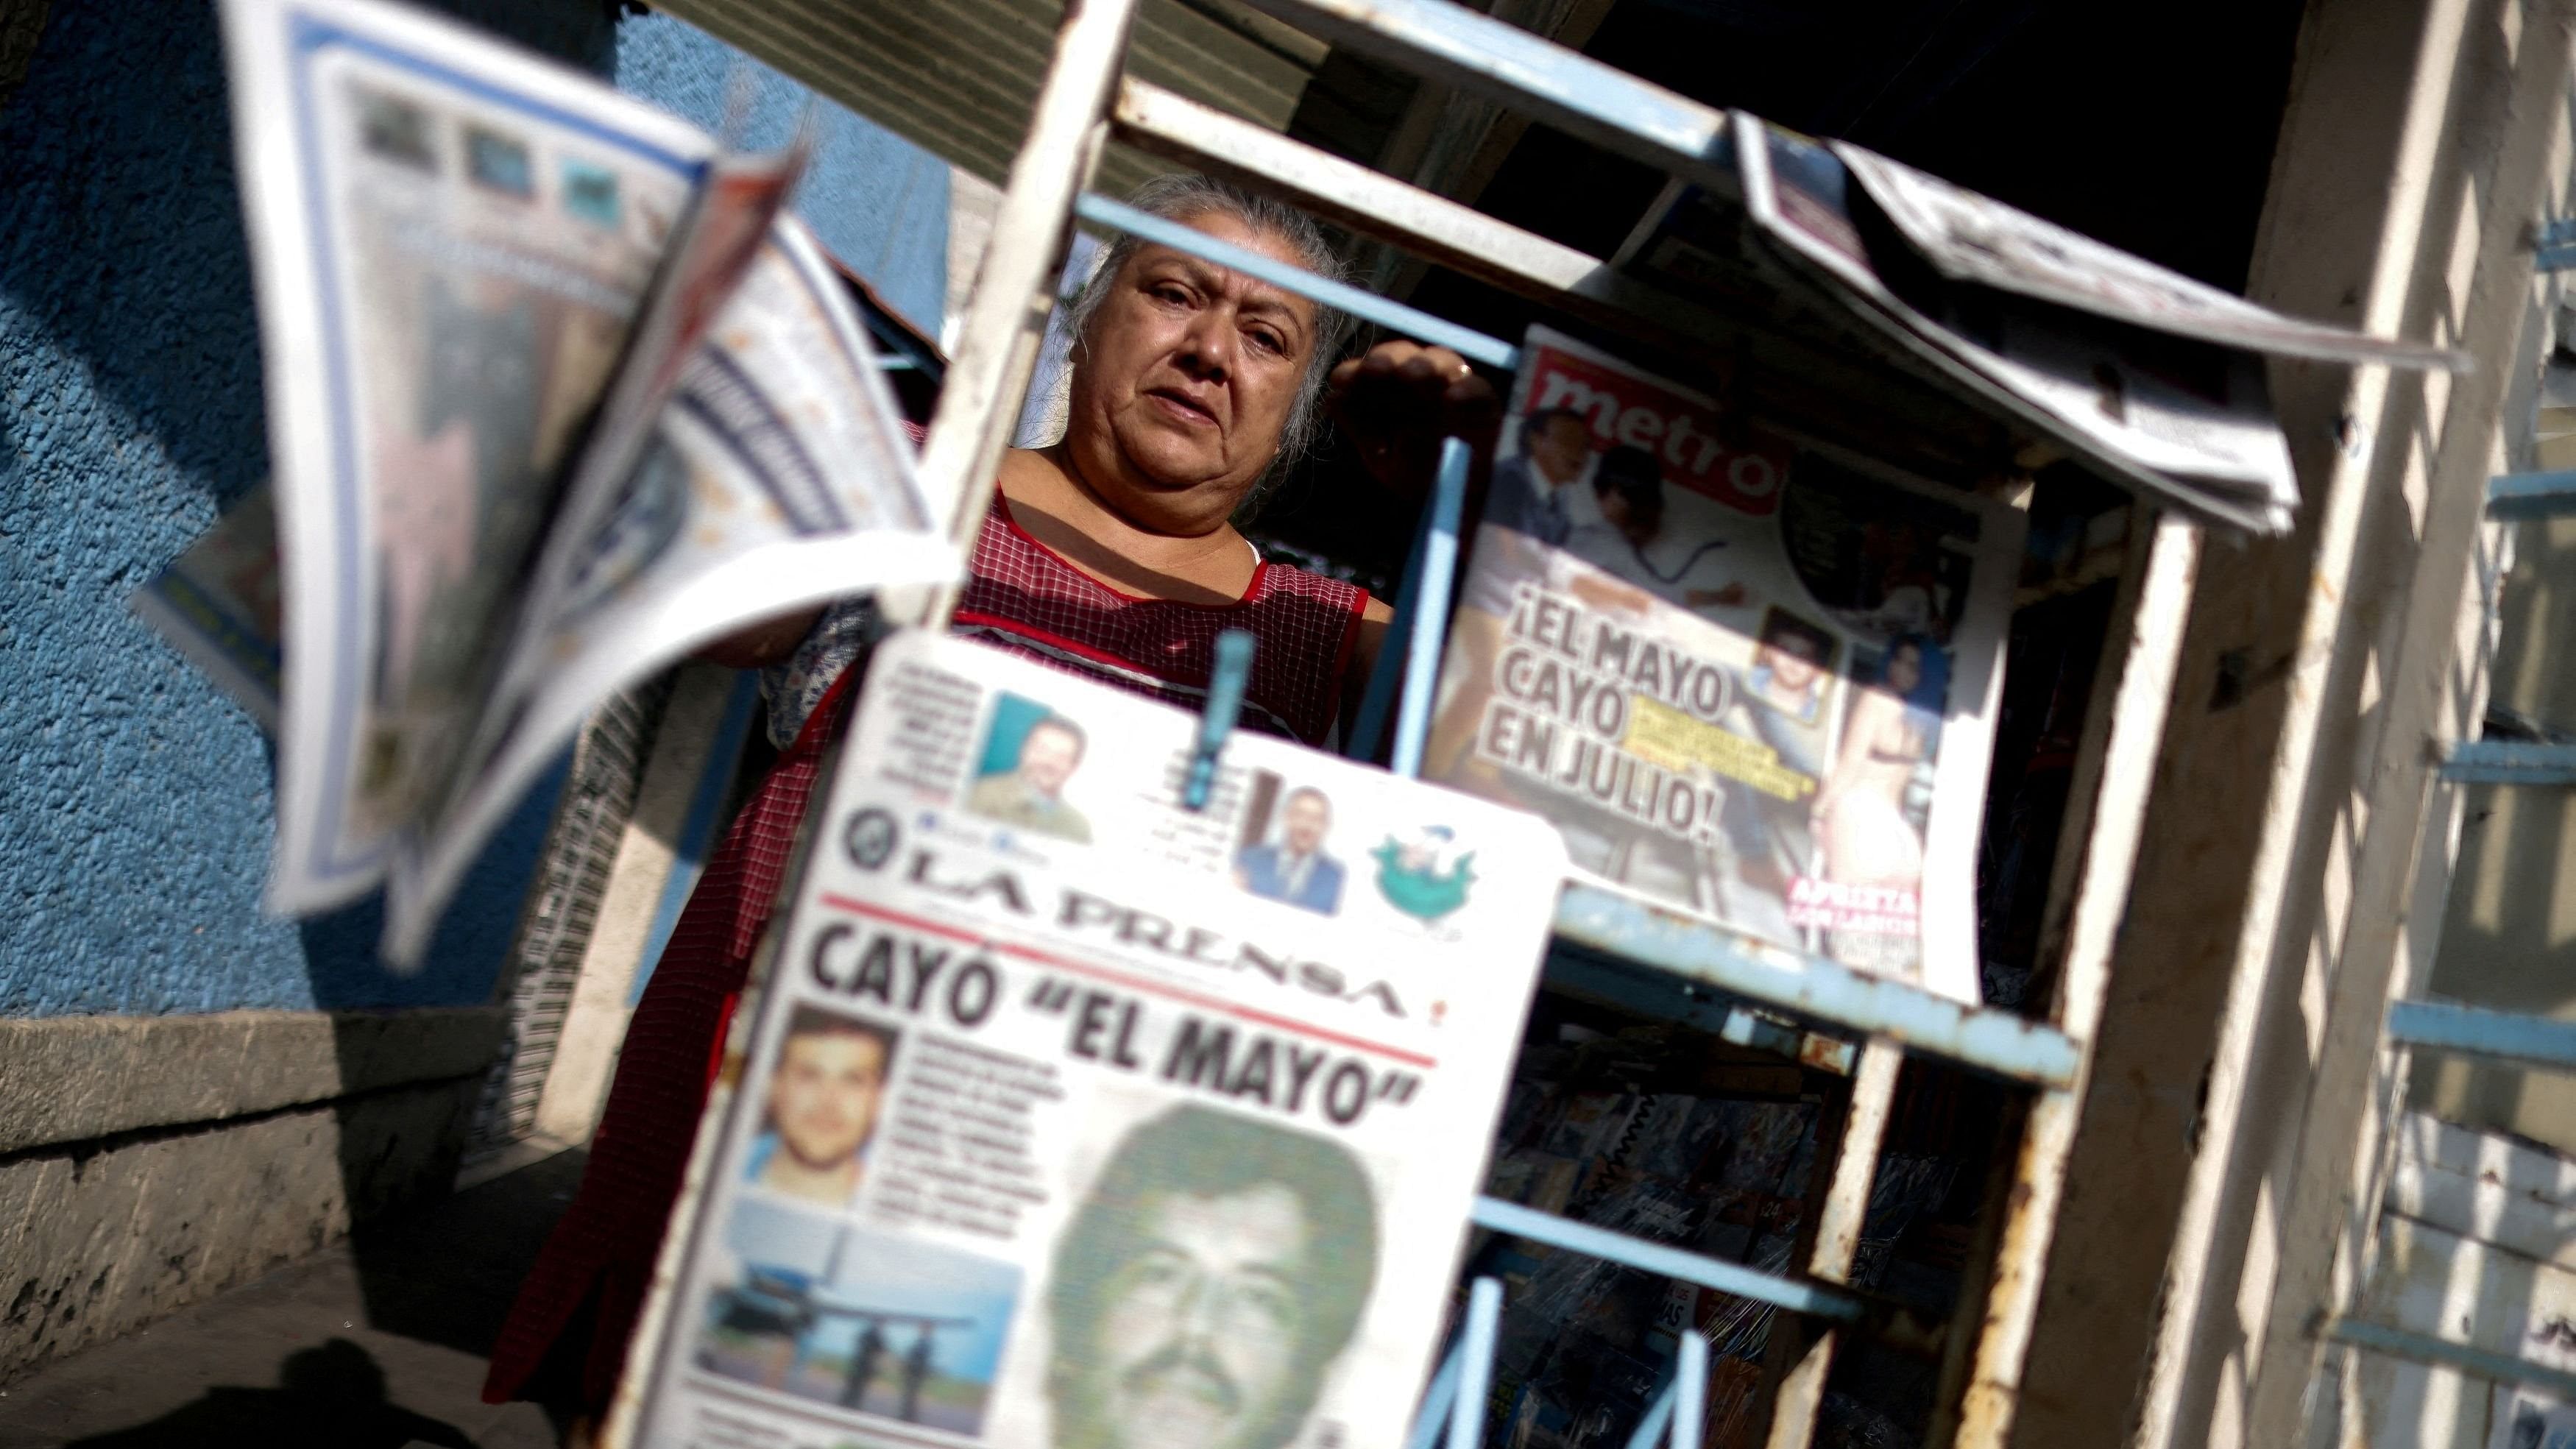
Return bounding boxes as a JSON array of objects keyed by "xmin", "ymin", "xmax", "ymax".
[
  {"xmin": 1426, "ymin": 326, "xmax": 2020, "ymax": 1005},
  {"xmin": 609, "ymin": 631, "xmax": 1567, "ymax": 1449}
]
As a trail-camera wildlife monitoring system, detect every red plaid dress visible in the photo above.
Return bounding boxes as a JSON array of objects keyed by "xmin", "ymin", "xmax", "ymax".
[{"xmin": 481, "ymin": 492, "xmax": 1370, "ymax": 1410}]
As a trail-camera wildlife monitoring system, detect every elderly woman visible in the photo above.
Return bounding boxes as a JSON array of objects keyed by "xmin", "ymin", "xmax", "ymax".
[{"xmin": 481, "ymin": 174, "xmax": 1491, "ymax": 1422}]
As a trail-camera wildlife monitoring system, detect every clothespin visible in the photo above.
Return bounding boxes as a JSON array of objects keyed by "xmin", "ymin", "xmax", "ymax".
[
  {"xmin": 1183, "ymin": 629, "xmax": 1256, "ymax": 810},
  {"xmin": 2539, "ymin": 217, "xmax": 2576, "ymax": 272}
]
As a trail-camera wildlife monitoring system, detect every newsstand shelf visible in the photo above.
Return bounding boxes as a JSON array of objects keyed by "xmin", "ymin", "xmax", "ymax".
[{"xmin": 1549, "ymin": 886, "xmax": 2082, "ymax": 1089}]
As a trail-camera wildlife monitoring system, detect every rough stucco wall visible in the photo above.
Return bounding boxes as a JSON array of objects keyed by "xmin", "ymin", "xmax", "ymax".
[
  {"xmin": 612, "ymin": 12, "xmax": 951, "ymax": 336},
  {"xmin": 0, "ymin": 1074, "xmax": 484, "ymax": 1376},
  {"xmin": 0, "ymin": 3, "xmax": 608, "ymax": 1018}
]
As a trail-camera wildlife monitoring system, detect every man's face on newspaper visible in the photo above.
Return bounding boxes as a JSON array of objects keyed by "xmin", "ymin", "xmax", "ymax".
[
  {"xmin": 1762, "ymin": 632, "xmax": 1822, "ymax": 693},
  {"xmin": 769, "ymin": 1028, "xmax": 888, "ymax": 1170},
  {"xmin": 1282, "ymin": 792, "xmax": 1329, "ymax": 857},
  {"xmin": 1019, "ymin": 724, "xmax": 1082, "ymax": 799},
  {"xmin": 1530, "ymin": 414, "xmax": 1590, "ymax": 485},
  {"xmin": 1067, "ymin": 1182, "xmax": 1312, "ymax": 1449}
]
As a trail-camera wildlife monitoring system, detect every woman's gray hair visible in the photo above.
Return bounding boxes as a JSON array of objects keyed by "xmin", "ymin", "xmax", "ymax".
[{"xmin": 1061, "ymin": 174, "xmax": 1356, "ymax": 479}]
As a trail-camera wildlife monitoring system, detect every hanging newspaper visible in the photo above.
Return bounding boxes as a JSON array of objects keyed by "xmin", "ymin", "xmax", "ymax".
[
  {"xmin": 1425, "ymin": 326, "xmax": 2019, "ymax": 1005},
  {"xmin": 606, "ymin": 630, "xmax": 1565, "ymax": 1449},
  {"xmin": 1612, "ymin": 116, "xmax": 2466, "ymax": 536},
  {"xmin": 205, "ymin": 0, "xmax": 956, "ymax": 963}
]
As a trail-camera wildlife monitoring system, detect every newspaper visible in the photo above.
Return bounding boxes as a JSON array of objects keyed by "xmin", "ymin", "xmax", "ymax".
[
  {"xmin": 1424, "ymin": 327, "xmax": 2019, "ymax": 1005},
  {"xmin": 1731, "ymin": 118, "xmax": 2299, "ymax": 534},
  {"xmin": 609, "ymin": 630, "xmax": 1567, "ymax": 1449},
  {"xmin": 1830, "ymin": 141, "xmax": 2466, "ymax": 368},
  {"xmin": 207, "ymin": 0, "xmax": 955, "ymax": 960},
  {"xmin": 1614, "ymin": 117, "xmax": 2462, "ymax": 535}
]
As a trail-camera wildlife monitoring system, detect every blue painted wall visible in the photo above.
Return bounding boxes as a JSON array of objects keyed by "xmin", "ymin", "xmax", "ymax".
[
  {"xmin": 0, "ymin": 3, "xmax": 948, "ymax": 1017},
  {"xmin": 612, "ymin": 13, "xmax": 951, "ymax": 335}
]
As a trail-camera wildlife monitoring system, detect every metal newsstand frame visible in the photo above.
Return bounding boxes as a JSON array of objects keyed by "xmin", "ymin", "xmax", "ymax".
[{"xmin": 891, "ymin": 0, "xmax": 2207, "ymax": 1443}]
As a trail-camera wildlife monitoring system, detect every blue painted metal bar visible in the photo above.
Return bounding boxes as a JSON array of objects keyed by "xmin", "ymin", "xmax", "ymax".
[
  {"xmin": 1448, "ymin": 1278, "xmax": 1504, "ymax": 1449},
  {"xmin": 1347, "ymin": 509, "xmax": 1427, "ymax": 763},
  {"xmin": 1472, "ymin": 1196, "xmax": 1863, "ymax": 1321},
  {"xmin": 2387, "ymin": 999, "xmax": 2576, "ymax": 1072},
  {"xmin": 2439, "ymin": 739, "xmax": 2576, "ymax": 784},
  {"xmin": 1236, "ymin": 0, "xmax": 1735, "ymax": 194},
  {"xmin": 1669, "ymin": 1331, "xmax": 1707, "ymax": 1448},
  {"xmin": 1391, "ymin": 437, "xmax": 1471, "ymax": 778},
  {"xmin": 2325, "ymin": 1318, "xmax": 2576, "ymax": 1400},
  {"xmin": 1406, "ymin": 1336, "xmax": 1464, "ymax": 1449},
  {"xmin": 1623, "ymin": 1378, "xmax": 1679, "ymax": 1449},
  {"xmin": 1075, "ymin": 195, "xmax": 1521, "ymax": 371},
  {"xmin": 1551, "ymin": 885, "xmax": 2081, "ymax": 1088},
  {"xmin": 2486, "ymin": 469, "xmax": 2576, "ymax": 520},
  {"xmin": 1182, "ymin": 630, "xmax": 1256, "ymax": 809}
]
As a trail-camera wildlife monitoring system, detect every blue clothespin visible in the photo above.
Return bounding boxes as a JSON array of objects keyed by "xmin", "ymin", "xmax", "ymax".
[
  {"xmin": 1183, "ymin": 630, "xmax": 1256, "ymax": 810},
  {"xmin": 2539, "ymin": 217, "xmax": 2576, "ymax": 271}
]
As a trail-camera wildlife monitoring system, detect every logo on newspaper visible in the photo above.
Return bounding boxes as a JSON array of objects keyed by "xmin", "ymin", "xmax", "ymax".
[
  {"xmin": 1370, "ymin": 826, "xmax": 1476, "ymax": 925},
  {"xmin": 841, "ymin": 807, "xmax": 899, "ymax": 871}
]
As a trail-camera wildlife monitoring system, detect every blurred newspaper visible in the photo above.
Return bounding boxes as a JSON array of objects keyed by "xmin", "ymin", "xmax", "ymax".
[
  {"xmin": 1614, "ymin": 116, "xmax": 2466, "ymax": 535},
  {"xmin": 608, "ymin": 630, "xmax": 1566, "ymax": 1449},
  {"xmin": 1426, "ymin": 327, "xmax": 2019, "ymax": 1004},
  {"xmin": 169, "ymin": 0, "xmax": 955, "ymax": 963}
]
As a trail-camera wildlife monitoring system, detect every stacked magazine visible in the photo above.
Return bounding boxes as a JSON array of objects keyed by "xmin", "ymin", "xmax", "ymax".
[{"xmin": 141, "ymin": 0, "xmax": 958, "ymax": 962}]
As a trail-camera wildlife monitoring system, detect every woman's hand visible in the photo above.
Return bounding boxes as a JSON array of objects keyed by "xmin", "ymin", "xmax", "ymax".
[{"xmin": 1326, "ymin": 340, "xmax": 1498, "ymax": 499}]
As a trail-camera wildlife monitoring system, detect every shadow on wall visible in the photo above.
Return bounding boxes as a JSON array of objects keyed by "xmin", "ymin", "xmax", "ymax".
[
  {"xmin": 2412, "ymin": 509, "xmax": 2576, "ymax": 1131},
  {"xmin": 64, "ymin": 1339, "xmax": 477, "ymax": 1449}
]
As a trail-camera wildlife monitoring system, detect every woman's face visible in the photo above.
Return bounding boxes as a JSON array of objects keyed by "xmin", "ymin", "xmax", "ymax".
[
  {"xmin": 1062, "ymin": 211, "xmax": 1320, "ymax": 534},
  {"xmin": 1887, "ymin": 643, "xmax": 1923, "ymax": 695}
]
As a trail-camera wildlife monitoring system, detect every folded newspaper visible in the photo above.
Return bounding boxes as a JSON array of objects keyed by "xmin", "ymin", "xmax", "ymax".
[
  {"xmin": 1426, "ymin": 326, "xmax": 2020, "ymax": 1005},
  {"xmin": 1613, "ymin": 116, "xmax": 2466, "ymax": 535},
  {"xmin": 148, "ymin": 0, "xmax": 958, "ymax": 963},
  {"xmin": 609, "ymin": 630, "xmax": 1566, "ymax": 1449}
]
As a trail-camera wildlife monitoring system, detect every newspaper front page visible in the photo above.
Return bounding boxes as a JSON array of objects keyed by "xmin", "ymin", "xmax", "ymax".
[
  {"xmin": 615, "ymin": 631, "xmax": 1567, "ymax": 1449},
  {"xmin": 1425, "ymin": 327, "xmax": 2018, "ymax": 1005},
  {"xmin": 217, "ymin": 0, "xmax": 955, "ymax": 951}
]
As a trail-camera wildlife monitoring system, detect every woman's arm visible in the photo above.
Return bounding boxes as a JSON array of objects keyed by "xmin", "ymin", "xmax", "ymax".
[{"xmin": 1326, "ymin": 340, "xmax": 1497, "ymax": 737}]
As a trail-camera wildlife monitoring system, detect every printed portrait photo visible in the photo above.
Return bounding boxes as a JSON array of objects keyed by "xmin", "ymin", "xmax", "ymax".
[
  {"xmin": 1044, "ymin": 1103, "xmax": 1381, "ymax": 1449},
  {"xmin": 744, "ymin": 1006, "xmax": 897, "ymax": 1212},
  {"xmin": 353, "ymin": 87, "xmax": 436, "ymax": 172},
  {"xmin": 462, "ymin": 123, "xmax": 533, "ymax": 198},
  {"xmin": 698, "ymin": 1201, "xmax": 1020, "ymax": 1436},
  {"xmin": 1744, "ymin": 607, "xmax": 1837, "ymax": 728},
  {"xmin": 559, "ymin": 157, "xmax": 621, "ymax": 228},
  {"xmin": 1231, "ymin": 771, "xmax": 1345, "ymax": 916},
  {"xmin": 964, "ymin": 692, "xmax": 1093, "ymax": 845}
]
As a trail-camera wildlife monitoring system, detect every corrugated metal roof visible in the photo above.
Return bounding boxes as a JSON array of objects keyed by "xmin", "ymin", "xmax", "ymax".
[{"xmin": 655, "ymin": 0, "xmax": 1326, "ymax": 196}]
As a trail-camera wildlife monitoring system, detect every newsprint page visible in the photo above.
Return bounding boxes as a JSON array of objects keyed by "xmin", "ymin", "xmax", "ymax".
[
  {"xmin": 614, "ymin": 631, "xmax": 1568, "ymax": 1449},
  {"xmin": 1426, "ymin": 326, "xmax": 2020, "ymax": 1005},
  {"xmin": 213, "ymin": 0, "xmax": 952, "ymax": 960}
]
